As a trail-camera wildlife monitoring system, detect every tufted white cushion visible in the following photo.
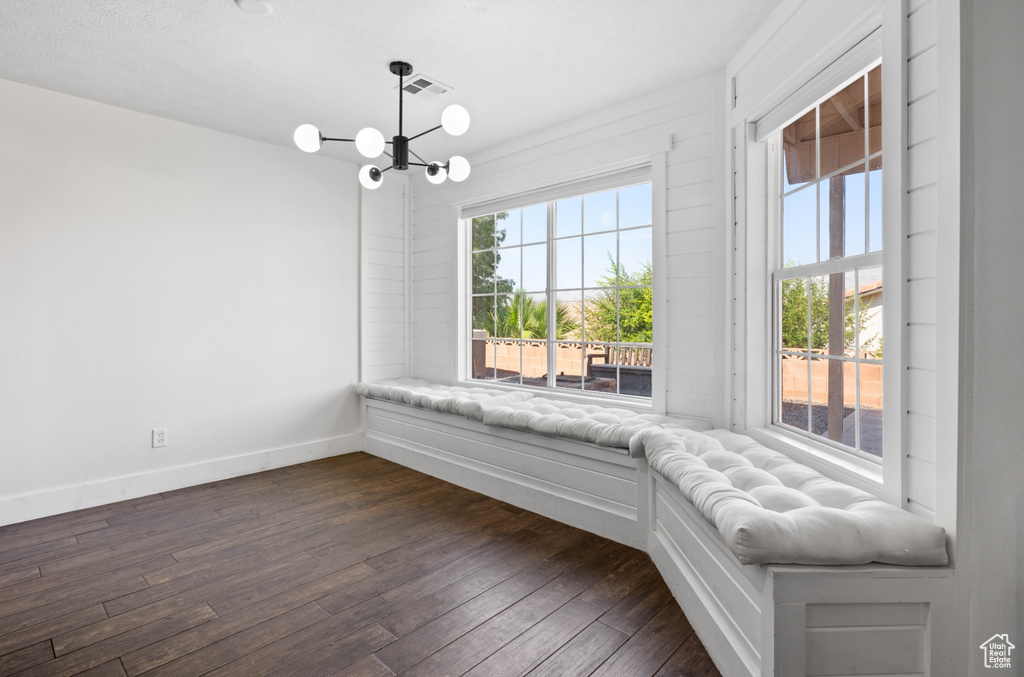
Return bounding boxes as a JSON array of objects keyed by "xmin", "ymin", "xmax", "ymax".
[
  {"xmin": 638, "ymin": 427, "xmax": 949, "ymax": 566},
  {"xmin": 481, "ymin": 397, "xmax": 709, "ymax": 450},
  {"xmin": 357, "ymin": 379, "xmax": 534, "ymax": 421}
]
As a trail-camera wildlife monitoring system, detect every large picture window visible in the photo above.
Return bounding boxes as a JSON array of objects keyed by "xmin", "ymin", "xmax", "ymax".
[
  {"xmin": 773, "ymin": 64, "xmax": 884, "ymax": 458},
  {"xmin": 469, "ymin": 176, "xmax": 653, "ymax": 398}
]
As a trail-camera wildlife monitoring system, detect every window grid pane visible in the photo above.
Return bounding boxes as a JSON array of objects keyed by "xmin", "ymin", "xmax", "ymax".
[
  {"xmin": 775, "ymin": 64, "xmax": 883, "ymax": 459},
  {"xmin": 470, "ymin": 183, "xmax": 652, "ymax": 399}
]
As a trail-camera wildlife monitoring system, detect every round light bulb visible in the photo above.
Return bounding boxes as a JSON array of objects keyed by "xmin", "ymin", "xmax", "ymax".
[
  {"xmin": 441, "ymin": 105, "xmax": 471, "ymax": 136},
  {"xmin": 355, "ymin": 127, "xmax": 385, "ymax": 158},
  {"xmin": 425, "ymin": 162, "xmax": 447, "ymax": 185},
  {"xmin": 359, "ymin": 165, "xmax": 383, "ymax": 190},
  {"xmin": 447, "ymin": 155, "xmax": 470, "ymax": 182},
  {"xmin": 293, "ymin": 124, "xmax": 322, "ymax": 153}
]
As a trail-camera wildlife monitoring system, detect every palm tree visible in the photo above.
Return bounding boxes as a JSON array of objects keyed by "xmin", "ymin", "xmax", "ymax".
[{"xmin": 490, "ymin": 291, "xmax": 579, "ymax": 340}]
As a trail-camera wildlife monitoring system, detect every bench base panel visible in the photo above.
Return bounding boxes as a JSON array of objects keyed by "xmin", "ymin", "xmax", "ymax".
[
  {"xmin": 648, "ymin": 472, "xmax": 956, "ymax": 677},
  {"xmin": 362, "ymin": 399, "xmax": 648, "ymax": 549}
]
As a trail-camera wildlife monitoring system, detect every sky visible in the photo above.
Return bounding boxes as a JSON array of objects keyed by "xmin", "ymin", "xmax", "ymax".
[{"xmin": 783, "ymin": 168, "xmax": 883, "ymax": 268}]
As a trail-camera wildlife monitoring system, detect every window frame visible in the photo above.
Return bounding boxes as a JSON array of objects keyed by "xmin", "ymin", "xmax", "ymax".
[
  {"xmin": 731, "ymin": 16, "xmax": 905, "ymax": 501},
  {"xmin": 456, "ymin": 160, "xmax": 667, "ymax": 411},
  {"xmin": 769, "ymin": 62, "xmax": 886, "ymax": 463}
]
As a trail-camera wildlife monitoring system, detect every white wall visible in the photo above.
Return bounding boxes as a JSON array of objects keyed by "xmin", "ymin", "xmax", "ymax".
[
  {"xmin": 361, "ymin": 176, "xmax": 410, "ymax": 382},
  {"xmin": 964, "ymin": 0, "xmax": 1024, "ymax": 671},
  {"xmin": 407, "ymin": 72, "xmax": 723, "ymax": 421},
  {"xmin": 0, "ymin": 79, "xmax": 362, "ymax": 526},
  {"xmin": 904, "ymin": 0, "xmax": 943, "ymax": 523}
]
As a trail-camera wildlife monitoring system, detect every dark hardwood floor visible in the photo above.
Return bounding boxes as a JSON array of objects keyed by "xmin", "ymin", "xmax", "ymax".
[{"xmin": 0, "ymin": 452, "xmax": 721, "ymax": 677}]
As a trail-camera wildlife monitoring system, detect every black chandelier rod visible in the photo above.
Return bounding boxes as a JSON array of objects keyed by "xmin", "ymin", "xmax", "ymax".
[
  {"xmin": 321, "ymin": 64, "xmax": 446, "ymax": 149},
  {"xmin": 407, "ymin": 124, "xmax": 443, "ymax": 142},
  {"xmin": 408, "ymin": 147, "xmax": 427, "ymax": 164}
]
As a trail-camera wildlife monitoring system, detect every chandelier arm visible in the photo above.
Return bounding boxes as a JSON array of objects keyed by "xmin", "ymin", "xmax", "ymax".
[
  {"xmin": 406, "ymin": 124, "xmax": 443, "ymax": 142},
  {"xmin": 321, "ymin": 137, "xmax": 355, "ymax": 143},
  {"xmin": 408, "ymin": 148, "xmax": 427, "ymax": 164},
  {"xmin": 406, "ymin": 162, "xmax": 434, "ymax": 168}
]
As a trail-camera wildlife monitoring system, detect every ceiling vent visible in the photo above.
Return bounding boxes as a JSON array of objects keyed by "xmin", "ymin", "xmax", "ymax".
[{"xmin": 397, "ymin": 74, "xmax": 451, "ymax": 99}]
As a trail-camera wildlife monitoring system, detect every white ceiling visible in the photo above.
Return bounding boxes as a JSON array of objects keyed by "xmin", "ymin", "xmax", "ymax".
[{"xmin": 0, "ymin": 0, "xmax": 782, "ymax": 167}]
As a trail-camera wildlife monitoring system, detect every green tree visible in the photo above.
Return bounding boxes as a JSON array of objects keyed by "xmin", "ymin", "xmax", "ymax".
[
  {"xmin": 489, "ymin": 291, "xmax": 579, "ymax": 340},
  {"xmin": 780, "ymin": 275, "xmax": 874, "ymax": 351},
  {"xmin": 472, "ymin": 213, "xmax": 515, "ymax": 333},
  {"xmin": 585, "ymin": 256, "xmax": 653, "ymax": 343}
]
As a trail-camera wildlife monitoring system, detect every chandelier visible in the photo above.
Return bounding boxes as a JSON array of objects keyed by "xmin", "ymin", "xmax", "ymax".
[{"xmin": 293, "ymin": 61, "xmax": 471, "ymax": 190}]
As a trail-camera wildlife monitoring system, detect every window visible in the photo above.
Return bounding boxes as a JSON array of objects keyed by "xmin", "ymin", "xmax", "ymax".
[
  {"xmin": 773, "ymin": 64, "xmax": 884, "ymax": 459},
  {"xmin": 468, "ymin": 174, "xmax": 653, "ymax": 398}
]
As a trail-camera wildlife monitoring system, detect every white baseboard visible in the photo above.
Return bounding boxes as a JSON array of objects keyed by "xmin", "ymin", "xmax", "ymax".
[{"xmin": 0, "ymin": 433, "xmax": 362, "ymax": 527}]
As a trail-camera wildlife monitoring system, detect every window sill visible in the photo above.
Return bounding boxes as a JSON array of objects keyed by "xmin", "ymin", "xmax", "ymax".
[
  {"xmin": 745, "ymin": 426, "xmax": 885, "ymax": 499},
  {"xmin": 457, "ymin": 378, "xmax": 655, "ymax": 414}
]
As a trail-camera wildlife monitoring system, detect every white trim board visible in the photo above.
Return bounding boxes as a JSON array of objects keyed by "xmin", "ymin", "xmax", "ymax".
[{"xmin": 0, "ymin": 433, "xmax": 362, "ymax": 527}]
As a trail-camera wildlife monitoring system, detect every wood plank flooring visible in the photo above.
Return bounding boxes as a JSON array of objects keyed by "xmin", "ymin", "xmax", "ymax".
[{"xmin": 0, "ymin": 452, "xmax": 721, "ymax": 677}]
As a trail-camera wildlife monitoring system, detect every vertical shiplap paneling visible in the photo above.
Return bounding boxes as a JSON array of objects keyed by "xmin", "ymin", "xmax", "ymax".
[
  {"xmin": 903, "ymin": 0, "xmax": 939, "ymax": 519},
  {"xmin": 361, "ymin": 177, "xmax": 408, "ymax": 382},
  {"xmin": 664, "ymin": 116, "xmax": 718, "ymax": 417},
  {"xmin": 409, "ymin": 181, "xmax": 457, "ymax": 383},
  {"xmin": 408, "ymin": 76, "xmax": 721, "ymax": 420}
]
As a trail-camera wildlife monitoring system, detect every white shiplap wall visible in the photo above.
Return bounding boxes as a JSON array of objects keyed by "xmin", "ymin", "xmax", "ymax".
[
  {"xmin": 361, "ymin": 176, "xmax": 409, "ymax": 382},
  {"xmin": 904, "ymin": 0, "xmax": 940, "ymax": 521},
  {"xmin": 407, "ymin": 73, "xmax": 722, "ymax": 421},
  {"xmin": 726, "ymin": 0, "xmax": 958, "ymax": 531}
]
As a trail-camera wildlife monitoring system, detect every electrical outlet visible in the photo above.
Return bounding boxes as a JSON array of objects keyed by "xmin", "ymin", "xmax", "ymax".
[{"xmin": 152, "ymin": 428, "xmax": 167, "ymax": 448}]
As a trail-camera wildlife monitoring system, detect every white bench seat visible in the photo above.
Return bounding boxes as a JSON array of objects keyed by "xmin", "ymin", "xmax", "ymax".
[
  {"xmin": 481, "ymin": 396, "xmax": 709, "ymax": 451},
  {"xmin": 356, "ymin": 378, "xmax": 533, "ymax": 421},
  {"xmin": 637, "ymin": 426, "xmax": 948, "ymax": 566},
  {"xmin": 358, "ymin": 379, "xmax": 708, "ymax": 450}
]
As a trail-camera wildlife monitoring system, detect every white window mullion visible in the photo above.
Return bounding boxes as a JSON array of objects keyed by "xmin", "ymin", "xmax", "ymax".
[
  {"xmin": 854, "ymin": 268, "xmax": 862, "ymax": 450},
  {"xmin": 863, "ymin": 74, "xmax": 871, "ymax": 254},
  {"xmin": 805, "ymin": 276, "xmax": 813, "ymax": 433},
  {"xmin": 815, "ymin": 105, "xmax": 821, "ymax": 263},
  {"xmin": 776, "ymin": 251, "xmax": 884, "ymax": 281},
  {"xmin": 580, "ymin": 198, "xmax": 588, "ymax": 391},
  {"xmin": 546, "ymin": 201, "xmax": 556, "ymax": 389}
]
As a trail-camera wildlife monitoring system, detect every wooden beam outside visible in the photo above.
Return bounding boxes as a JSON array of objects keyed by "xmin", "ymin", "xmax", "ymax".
[
  {"xmin": 827, "ymin": 176, "xmax": 845, "ymax": 443},
  {"xmin": 784, "ymin": 127, "xmax": 880, "ymax": 185},
  {"xmin": 830, "ymin": 89, "xmax": 863, "ymax": 130}
]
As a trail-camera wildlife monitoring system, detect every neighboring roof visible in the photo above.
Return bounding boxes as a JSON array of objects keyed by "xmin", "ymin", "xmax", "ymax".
[{"xmin": 845, "ymin": 279, "xmax": 884, "ymax": 299}]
